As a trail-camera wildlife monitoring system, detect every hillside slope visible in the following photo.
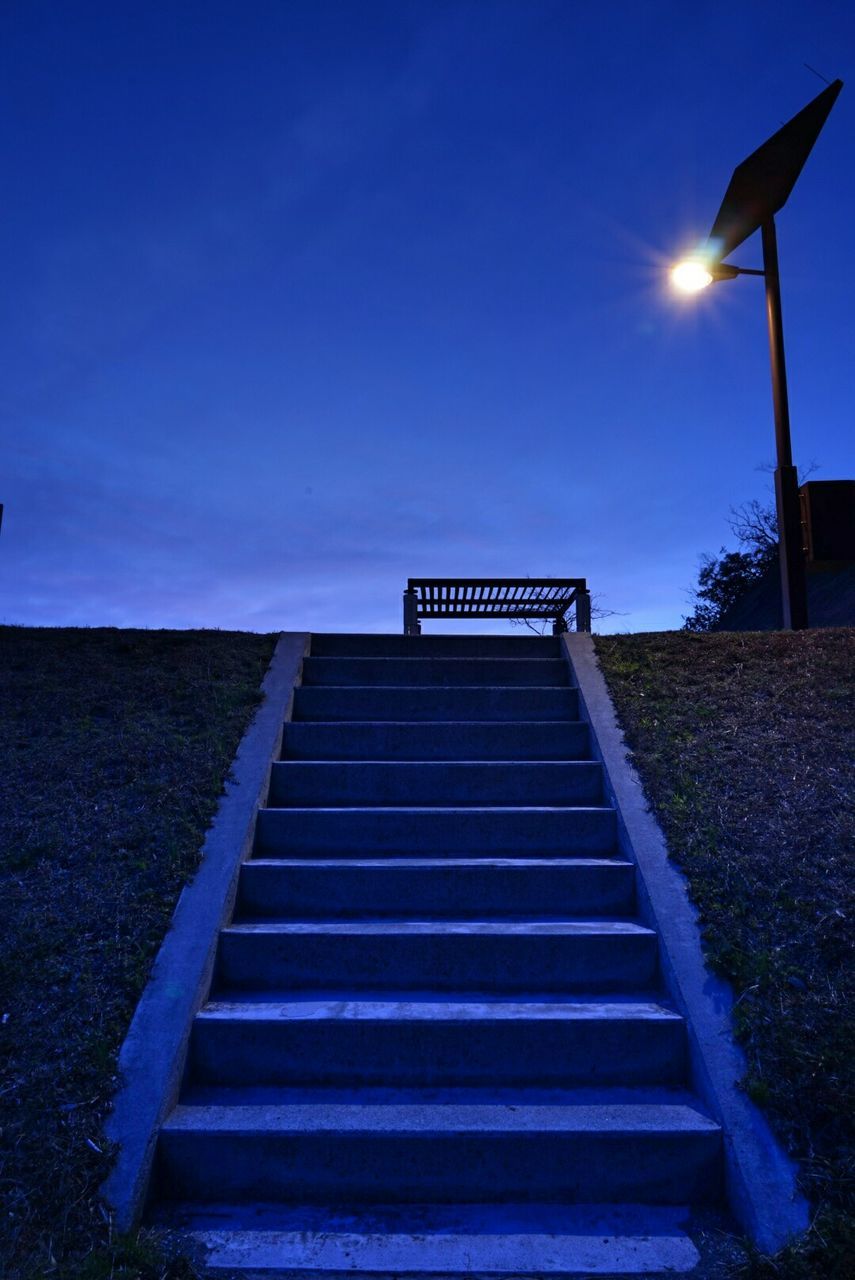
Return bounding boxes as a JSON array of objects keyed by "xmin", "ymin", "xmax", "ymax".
[
  {"xmin": 0, "ymin": 627, "xmax": 276, "ymax": 1279},
  {"xmin": 595, "ymin": 629, "xmax": 854, "ymax": 1278}
]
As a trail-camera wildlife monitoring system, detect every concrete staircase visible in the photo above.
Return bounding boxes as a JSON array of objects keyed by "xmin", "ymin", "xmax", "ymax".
[{"xmin": 148, "ymin": 634, "xmax": 722, "ymax": 1274}]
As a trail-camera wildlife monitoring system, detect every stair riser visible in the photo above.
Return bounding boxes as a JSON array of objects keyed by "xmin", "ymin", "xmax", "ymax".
[
  {"xmin": 215, "ymin": 931, "xmax": 657, "ymax": 993},
  {"xmin": 156, "ymin": 1129, "xmax": 721, "ymax": 1205},
  {"xmin": 281, "ymin": 721, "xmax": 591, "ymax": 761},
  {"xmin": 293, "ymin": 686, "xmax": 580, "ymax": 722},
  {"xmin": 268, "ymin": 762, "xmax": 603, "ymax": 808},
  {"xmin": 237, "ymin": 861, "xmax": 635, "ymax": 919},
  {"xmin": 189, "ymin": 1017, "xmax": 686, "ymax": 1087},
  {"xmin": 302, "ymin": 658, "xmax": 569, "ymax": 688},
  {"xmin": 310, "ymin": 634, "xmax": 561, "ymax": 658},
  {"xmin": 255, "ymin": 808, "xmax": 617, "ymax": 857}
]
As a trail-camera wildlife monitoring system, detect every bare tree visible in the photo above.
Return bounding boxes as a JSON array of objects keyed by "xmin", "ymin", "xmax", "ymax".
[
  {"xmin": 683, "ymin": 496, "xmax": 780, "ymax": 631},
  {"xmin": 728, "ymin": 497, "xmax": 779, "ymax": 556},
  {"xmin": 512, "ymin": 593, "xmax": 622, "ymax": 636}
]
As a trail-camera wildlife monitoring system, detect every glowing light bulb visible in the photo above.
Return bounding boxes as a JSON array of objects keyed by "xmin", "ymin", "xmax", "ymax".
[{"xmin": 671, "ymin": 260, "xmax": 714, "ymax": 293}]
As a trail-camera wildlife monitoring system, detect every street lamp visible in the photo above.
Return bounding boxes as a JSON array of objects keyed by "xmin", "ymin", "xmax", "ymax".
[{"xmin": 672, "ymin": 78, "xmax": 843, "ymax": 630}]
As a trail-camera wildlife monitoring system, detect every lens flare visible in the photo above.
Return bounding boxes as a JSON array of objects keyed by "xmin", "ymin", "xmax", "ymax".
[{"xmin": 671, "ymin": 261, "xmax": 713, "ymax": 293}]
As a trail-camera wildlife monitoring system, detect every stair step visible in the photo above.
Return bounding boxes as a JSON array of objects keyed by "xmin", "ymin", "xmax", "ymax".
[
  {"xmin": 147, "ymin": 1201, "xmax": 701, "ymax": 1274},
  {"xmin": 156, "ymin": 1098, "xmax": 722, "ymax": 1204},
  {"xmin": 255, "ymin": 806, "xmax": 617, "ymax": 857},
  {"xmin": 268, "ymin": 761, "xmax": 603, "ymax": 807},
  {"xmin": 215, "ymin": 920, "xmax": 658, "ymax": 993},
  {"xmin": 301, "ymin": 657, "xmax": 569, "ymax": 687},
  {"xmin": 311, "ymin": 632, "xmax": 561, "ymax": 658},
  {"xmin": 237, "ymin": 857, "xmax": 635, "ymax": 919},
  {"xmin": 189, "ymin": 999, "xmax": 686, "ymax": 1087},
  {"xmin": 293, "ymin": 684, "xmax": 580, "ymax": 721},
  {"xmin": 281, "ymin": 720, "xmax": 591, "ymax": 760}
]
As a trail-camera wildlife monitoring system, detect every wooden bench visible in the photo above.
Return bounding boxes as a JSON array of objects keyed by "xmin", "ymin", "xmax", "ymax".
[{"xmin": 403, "ymin": 578, "xmax": 592, "ymax": 635}]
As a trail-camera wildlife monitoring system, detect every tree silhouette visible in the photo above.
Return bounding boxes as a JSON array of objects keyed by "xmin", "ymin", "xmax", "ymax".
[{"xmin": 683, "ymin": 499, "xmax": 778, "ymax": 631}]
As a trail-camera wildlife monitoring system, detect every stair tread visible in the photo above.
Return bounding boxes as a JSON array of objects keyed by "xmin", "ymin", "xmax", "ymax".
[
  {"xmin": 163, "ymin": 1099, "xmax": 720, "ymax": 1133},
  {"xmin": 309, "ymin": 657, "xmax": 567, "ymax": 661},
  {"xmin": 245, "ymin": 856, "xmax": 632, "ymax": 868},
  {"xmin": 284, "ymin": 719, "xmax": 588, "ymax": 726},
  {"xmin": 304, "ymin": 661, "xmax": 567, "ymax": 670},
  {"xmin": 221, "ymin": 920, "xmax": 653, "ymax": 936},
  {"xmin": 275, "ymin": 760, "xmax": 597, "ymax": 767},
  {"xmin": 197, "ymin": 997, "xmax": 680, "ymax": 1020},
  {"xmin": 260, "ymin": 804, "xmax": 614, "ymax": 813},
  {"xmin": 309, "ymin": 656, "xmax": 567, "ymax": 662},
  {"xmin": 148, "ymin": 1201, "xmax": 702, "ymax": 1274},
  {"xmin": 298, "ymin": 683, "xmax": 573, "ymax": 689}
]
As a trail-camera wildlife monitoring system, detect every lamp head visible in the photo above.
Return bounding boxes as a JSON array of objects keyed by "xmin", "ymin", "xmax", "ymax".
[{"xmin": 671, "ymin": 259, "xmax": 713, "ymax": 293}]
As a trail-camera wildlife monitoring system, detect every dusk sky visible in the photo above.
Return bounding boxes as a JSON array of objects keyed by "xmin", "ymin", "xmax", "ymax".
[{"xmin": 2, "ymin": 0, "xmax": 853, "ymax": 634}]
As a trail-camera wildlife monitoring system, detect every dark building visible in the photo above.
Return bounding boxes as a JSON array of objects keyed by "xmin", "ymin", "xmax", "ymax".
[{"xmin": 718, "ymin": 481, "xmax": 855, "ymax": 630}]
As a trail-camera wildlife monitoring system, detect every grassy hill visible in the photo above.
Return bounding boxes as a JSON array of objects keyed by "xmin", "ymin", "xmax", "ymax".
[
  {"xmin": 0, "ymin": 625, "xmax": 851, "ymax": 1278},
  {"xmin": 0, "ymin": 627, "xmax": 276, "ymax": 1279},
  {"xmin": 596, "ymin": 629, "xmax": 854, "ymax": 1279}
]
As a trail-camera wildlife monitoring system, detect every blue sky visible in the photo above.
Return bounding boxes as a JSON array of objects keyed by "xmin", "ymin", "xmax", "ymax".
[{"xmin": 1, "ymin": 0, "xmax": 853, "ymax": 633}]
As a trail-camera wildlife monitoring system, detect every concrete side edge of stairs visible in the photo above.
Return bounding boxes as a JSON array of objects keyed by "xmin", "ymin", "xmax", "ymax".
[
  {"xmin": 102, "ymin": 631, "xmax": 310, "ymax": 1231},
  {"xmin": 562, "ymin": 633, "xmax": 810, "ymax": 1254}
]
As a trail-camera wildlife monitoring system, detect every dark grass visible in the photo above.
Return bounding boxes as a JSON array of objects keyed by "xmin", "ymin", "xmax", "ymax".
[
  {"xmin": 595, "ymin": 629, "xmax": 855, "ymax": 1279},
  {"xmin": 0, "ymin": 627, "xmax": 277, "ymax": 1280},
  {"xmin": 3, "ymin": 625, "xmax": 851, "ymax": 1279}
]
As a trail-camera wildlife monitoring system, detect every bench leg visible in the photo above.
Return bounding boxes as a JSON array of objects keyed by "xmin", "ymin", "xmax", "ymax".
[
  {"xmin": 403, "ymin": 588, "xmax": 421, "ymax": 635},
  {"xmin": 575, "ymin": 590, "xmax": 592, "ymax": 633}
]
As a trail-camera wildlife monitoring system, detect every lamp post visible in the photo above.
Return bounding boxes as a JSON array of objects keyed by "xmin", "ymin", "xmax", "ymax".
[{"xmin": 671, "ymin": 78, "xmax": 842, "ymax": 631}]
